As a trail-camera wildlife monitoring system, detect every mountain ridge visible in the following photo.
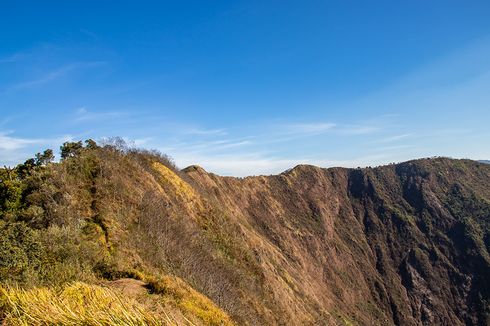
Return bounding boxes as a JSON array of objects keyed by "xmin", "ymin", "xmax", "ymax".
[
  {"xmin": 1, "ymin": 143, "xmax": 489, "ymax": 325},
  {"xmin": 183, "ymin": 157, "xmax": 487, "ymax": 178},
  {"xmin": 181, "ymin": 156, "xmax": 490, "ymax": 325}
]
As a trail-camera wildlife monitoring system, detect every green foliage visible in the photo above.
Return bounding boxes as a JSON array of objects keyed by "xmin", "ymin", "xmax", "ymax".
[
  {"xmin": 60, "ymin": 141, "xmax": 83, "ymax": 159},
  {"xmin": 37, "ymin": 223, "xmax": 106, "ymax": 285},
  {"xmin": 34, "ymin": 149, "xmax": 54, "ymax": 166},
  {"xmin": 0, "ymin": 219, "xmax": 107, "ymax": 287},
  {"xmin": 0, "ymin": 169, "xmax": 24, "ymax": 219},
  {"xmin": 0, "ymin": 221, "xmax": 43, "ymax": 282},
  {"xmin": 60, "ymin": 139, "xmax": 100, "ymax": 160},
  {"xmin": 16, "ymin": 158, "xmax": 36, "ymax": 179},
  {"xmin": 0, "ymin": 148, "xmax": 54, "ymax": 221}
]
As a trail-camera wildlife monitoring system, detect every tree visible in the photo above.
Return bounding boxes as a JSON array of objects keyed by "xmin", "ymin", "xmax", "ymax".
[
  {"xmin": 16, "ymin": 158, "xmax": 37, "ymax": 178},
  {"xmin": 85, "ymin": 139, "xmax": 98, "ymax": 150},
  {"xmin": 60, "ymin": 141, "xmax": 83, "ymax": 159},
  {"xmin": 35, "ymin": 149, "xmax": 54, "ymax": 166}
]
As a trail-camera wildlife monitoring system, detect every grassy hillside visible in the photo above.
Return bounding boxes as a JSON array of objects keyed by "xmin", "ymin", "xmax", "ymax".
[
  {"xmin": 1, "ymin": 139, "xmax": 490, "ymax": 325},
  {"xmin": 0, "ymin": 140, "xmax": 235, "ymax": 325}
]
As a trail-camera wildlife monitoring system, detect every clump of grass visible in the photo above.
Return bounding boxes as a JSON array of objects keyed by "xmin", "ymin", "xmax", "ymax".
[{"xmin": 0, "ymin": 282, "xmax": 164, "ymax": 325}]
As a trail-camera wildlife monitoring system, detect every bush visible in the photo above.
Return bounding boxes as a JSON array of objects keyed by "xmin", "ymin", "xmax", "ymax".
[{"xmin": 0, "ymin": 221, "xmax": 43, "ymax": 283}]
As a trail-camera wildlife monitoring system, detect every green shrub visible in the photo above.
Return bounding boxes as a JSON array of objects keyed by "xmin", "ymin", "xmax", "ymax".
[{"xmin": 0, "ymin": 221, "xmax": 43, "ymax": 282}]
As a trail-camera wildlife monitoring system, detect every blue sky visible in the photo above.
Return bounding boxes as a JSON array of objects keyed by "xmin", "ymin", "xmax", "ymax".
[{"xmin": 1, "ymin": 1, "xmax": 490, "ymax": 175}]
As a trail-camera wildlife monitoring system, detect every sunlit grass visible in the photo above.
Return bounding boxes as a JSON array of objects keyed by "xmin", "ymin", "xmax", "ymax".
[
  {"xmin": 152, "ymin": 162, "xmax": 197, "ymax": 202},
  {"xmin": 0, "ymin": 282, "xmax": 165, "ymax": 325},
  {"xmin": 145, "ymin": 275, "xmax": 235, "ymax": 326}
]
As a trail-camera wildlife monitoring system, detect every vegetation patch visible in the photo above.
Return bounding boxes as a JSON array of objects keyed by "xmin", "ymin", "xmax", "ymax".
[
  {"xmin": 0, "ymin": 282, "xmax": 164, "ymax": 325},
  {"xmin": 152, "ymin": 162, "xmax": 197, "ymax": 202},
  {"xmin": 145, "ymin": 275, "xmax": 235, "ymax": 326}
]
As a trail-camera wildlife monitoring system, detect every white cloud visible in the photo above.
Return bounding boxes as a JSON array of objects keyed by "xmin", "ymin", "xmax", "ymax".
[
  {"xmin": 5, "ymin": 61, "xmax": 106, "ymax": 92},
  {"xmin": 178, "ymin": 139, "xmax": 253, "ymax": 152},
  {"xmin": 376, "ymin": 134, "xmax": 412, "ymax": 143},
  {"xmin": 0, "ymin": 133, "xmax": 45, "ymax": 151},
  {"xmin": 172, "ymin": 152, "xmax": 304, "ymax": 176},
  {"xmin": 337, "ymin": 125, "xmax": 379, "ymax": 135},
  {"xmin": 74, "ymin": 107, "xmax": 126, "ymax": 122},
  {"xmin": 274, "ymin": 121, "xmax": 379, "ymax": 139},
  {"xmin": 284, "ymin": 122, "xmax": 336, "ymax": 134},
  {"xmin": 181, "ymin": 128, "xmax": 228, "ymax": 136},
  {"xmin": 171, "ymin": 150, "xmax": 402, "ymax": 177},
  {"xmin": 0, "ymin": 132, "xmax": 73, "ymax": 167}
]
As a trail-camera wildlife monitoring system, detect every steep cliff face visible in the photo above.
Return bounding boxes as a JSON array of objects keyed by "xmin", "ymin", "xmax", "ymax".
[
  {"xmin": 1, "ymin": 146, "xmax": 489, "ymax": 325},
  {"xmin": 183, "ymin": 158, "xmax": 490, "ymax": 325}
]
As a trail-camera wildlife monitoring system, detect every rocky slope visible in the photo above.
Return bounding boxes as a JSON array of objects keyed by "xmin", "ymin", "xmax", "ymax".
[
  {"xmin": 182, "ymin": 158, "xmax": 490, "ymax": 325},
  {"xmin": 1, "ymin": 143, "xmax": 489, "ymax": 325}
]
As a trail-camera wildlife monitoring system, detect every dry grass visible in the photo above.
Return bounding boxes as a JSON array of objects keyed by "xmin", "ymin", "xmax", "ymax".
[
  {"xmin": 152, "ymin": 162, "xmax": 197, "ymax": 202},
  {"xmin": 145, "ymin": 275, "xmax": 235, "ymax": 326},
  {"xmin": 0, "ymin": 282, "xmax": 165, "ymax": 325}
]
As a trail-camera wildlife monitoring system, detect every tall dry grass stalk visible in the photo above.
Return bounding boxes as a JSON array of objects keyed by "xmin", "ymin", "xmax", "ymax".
[{"xmin": 0, "ymin": 282, "xmax": 167, "ymax": 326}]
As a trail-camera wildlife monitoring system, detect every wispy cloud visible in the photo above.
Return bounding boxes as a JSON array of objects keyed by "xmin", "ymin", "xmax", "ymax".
[
  {"xmin": 376, "ymin": 134, "xmax": 411, "ymax": 143},
  {"xmin": 170, "ymin": 149, "xmax": 400, "ymax": 176},
  {"xmin": 160, "ymin": 138, "xmax": 253, "ymax": 154},
  {"xmin": 283, "ymin": 122, "xmax": 336, "ymax": 134},
  {"xmin": 0, "ymin": 52, "xmax": 26, "ymax": 64},
  {"xmin": 253, "ymin": 121, "xmax": 336, "ymax": 144},
  {"xmin": 5, "ymin": 61, "xmax": 106, "ymax": 92},
  {"xmin": 278, "ymin": 120, "xmax": 383, "ymax": 137},
  {"xmin": 74, "ymin": 107, "xmax": 126, "ymax": 123},
  {"xmin": 118, "ymin": 115, "xmax": 390, "ymax": 175},
  {"xmin": 0, "ymin": 133, "xmax": 46, "ymax": 151},
  {"xmin": 181, "ymin": 128, "xmax": 228, "ymax": 136},
  {"xmin": 265, "ymin": 120, "xmax": 379, "ymax": 144},
  {"xmin": 11, "ymin": 66, "xmax": 75, "ymax": 90},
  {"xmin": 0, "ymin": 131, "xmax": 74, "ymax": 167},
  {"xmin": 336, "ymin": 125, "xmax": 379, "ymax": 135},
  {"xmin": 374, "ymin": 144, "xmax": 416, "ymax": 152},
  {"xmin": 192, "ymin": 139, "xmax": 253, "ymax": 151},
  {"xmin": 169, "ymin": 151, "xmax": 303, "ymax": 176}
]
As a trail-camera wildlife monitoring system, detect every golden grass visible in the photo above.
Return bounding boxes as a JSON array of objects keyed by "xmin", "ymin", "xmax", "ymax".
[
  {"xmin": 145, "ymin": 275, "xmax": 235, "ymax": 326},
  {"xmin": 0, "ymin": 282, "xmax": 165, "ymax": 326},
  {"xmin": 152, "ymin": 162, "xmax": 197, "ymax": 202}
]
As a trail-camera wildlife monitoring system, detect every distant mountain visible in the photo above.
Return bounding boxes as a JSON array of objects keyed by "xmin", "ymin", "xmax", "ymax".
[
  {"xmin": 480, "ymin": 160, "xmax": 490, "ymax": 164},
  {"xmin": 2, "ymin": 144, "xmax": 490, "ymax": 325}
]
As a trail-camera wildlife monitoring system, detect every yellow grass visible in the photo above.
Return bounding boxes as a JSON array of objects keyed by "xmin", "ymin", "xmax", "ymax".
[
  {"xmin": 0, "ymin": 282, "xmax": 164, "ymax": 326},
  {"xmin": 152, "ymin": 162, "xmax": 197, "ymax": 202},
  {"xmin": 145, "ymin": 275, "xmax": 235, "ymax": 326}
]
